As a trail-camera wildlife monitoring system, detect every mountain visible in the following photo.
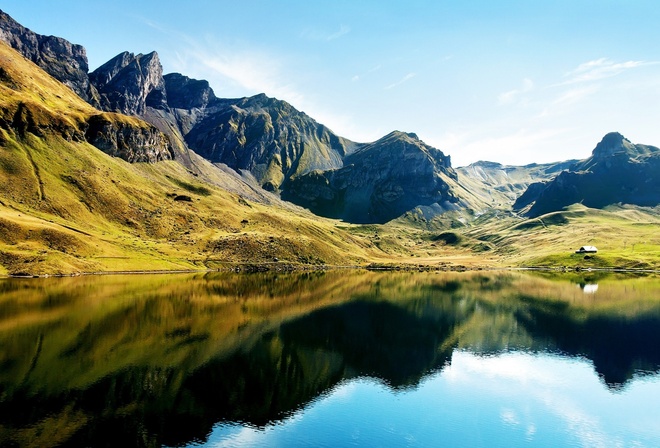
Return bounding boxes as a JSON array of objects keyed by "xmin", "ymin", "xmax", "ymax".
[
  {"xmin": 0, "ymin": 10, "xmax": 657, "ymax": 275},
  {"xmin": 282, "ymin": 131, "xmax": 468, "ymax": 223},
  {"xmin": 181, "ymin": 93, "xmax": 357, "ymax": 191},
  {"xmin": 87, "ymin": 47, "xmax": 481, "ymax": 222},
  {"xmin": 518, "ymin": 132, "xmax": 660, "ymax": 217},
  {"xmin": 0, "ymin": 10, "xmax": 490, "ymax": 225},
  {"xmin": 457, "ymin": 159, "xmax": 577, "ymax": 209}
]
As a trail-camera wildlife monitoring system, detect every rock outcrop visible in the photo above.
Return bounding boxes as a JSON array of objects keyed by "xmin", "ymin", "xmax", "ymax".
[
  {"xmin": 521, "ymin": 132, "xmax": 660, "ymax": 217},
  {"xmin": 283, "ymin": 131, "xmax": 460, "ymax": 223},
  {"xmin": 85, "ymin": 114, "xmax": 173, "ymax": 163},
  {"xmin": 0, "ymin": 9, "xmax": 98, "ymax": 105},
  {"xmin": 90, "ymin": 51, "xmax": 168, "ymax": 116},
  {"xmin": 164, "ymin": 73, "xmax": 217, "ymax": 110}
]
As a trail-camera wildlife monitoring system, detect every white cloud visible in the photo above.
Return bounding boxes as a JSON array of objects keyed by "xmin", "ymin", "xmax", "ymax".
[
  {"xmin": 196, "ymin": 49, "xmax": 305, "ymax": 104},
  {"xmin": 385, "ymin": 72, "xmax": 416, "ymax": 90},
  {"xmin": 550, "ymin": 85, "xmax": 601, "ymax": 108},
  {"xmin": 326, "ymin": 24, "xmax": 351, "ymax": 41},
  {"xmin": 559, "ymin": 58, "xmax": 654, "ymax": 85},
  {"xmin": 498, "ymin": 78, "xmax": 534, "ymax": 105}
]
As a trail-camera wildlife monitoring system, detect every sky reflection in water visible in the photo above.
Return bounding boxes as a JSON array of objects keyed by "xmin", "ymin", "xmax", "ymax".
[{"xmin": 203, "ymin": 351, "xmax": 660, "ymax": 448}]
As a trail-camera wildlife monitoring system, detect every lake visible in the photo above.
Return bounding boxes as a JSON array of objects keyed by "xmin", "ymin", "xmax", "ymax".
[{"xmin": 1, "ymin": 270, "xmax": 659, "ymax": 447}]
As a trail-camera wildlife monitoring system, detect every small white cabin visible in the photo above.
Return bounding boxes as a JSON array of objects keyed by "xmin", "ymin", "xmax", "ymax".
[{"xmin": 575, "ymin": 246, "xmax": 598, "ymax": 254}]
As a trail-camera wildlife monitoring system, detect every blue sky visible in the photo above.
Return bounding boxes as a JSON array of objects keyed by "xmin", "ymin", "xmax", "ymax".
[{"xmin": 4, "ymin": 1, "xmax": 660, "ymax": 166}]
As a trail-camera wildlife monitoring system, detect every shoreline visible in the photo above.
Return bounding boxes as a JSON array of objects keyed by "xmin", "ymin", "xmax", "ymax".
[{"xmin": 2, "ymin": 261, "xmax": 658, "ymax": 279}]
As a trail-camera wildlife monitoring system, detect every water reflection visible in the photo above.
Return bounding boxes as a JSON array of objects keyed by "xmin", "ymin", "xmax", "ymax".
[
  {"xmin": 579, "ymin": 283, "xmax": 599, "ymax": 294},
  {"xmin": 0, "ymin": 271, "xmax": 659, "ymax": 447}
]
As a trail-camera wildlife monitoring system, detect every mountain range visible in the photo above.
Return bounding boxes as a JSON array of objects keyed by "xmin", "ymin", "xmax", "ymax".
[{"xmin": 0, "ymin": 9, "xmax": 658, "ymax": 274}]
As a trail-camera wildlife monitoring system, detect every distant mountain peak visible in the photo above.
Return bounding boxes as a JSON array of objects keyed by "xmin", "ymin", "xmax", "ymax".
[
  {"xmin": 591, "ymin": 131, "xmax": 635, "ymax": 158},
  {"xmin": 464, "ymin": 161, "xmax": 502, "ymax": 169},
  {"xmin": 382, "ymin": 130, "xmax": 420, "ymax": 142}
]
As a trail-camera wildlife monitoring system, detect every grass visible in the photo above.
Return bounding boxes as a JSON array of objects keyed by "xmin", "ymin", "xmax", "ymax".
[{"xmin": 461, "ymin": 204, "xmax": 660, "ymax": 270}]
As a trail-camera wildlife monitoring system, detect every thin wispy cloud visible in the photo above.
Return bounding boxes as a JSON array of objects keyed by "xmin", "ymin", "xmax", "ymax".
[
  {"xmin": 352, "ymin": 64, "xmax": 382, "ymax": 82},
  {"xmin": 326, "ymin": 24, "xmax": 351, "ymax": 41},
  {"xmin": 385, "ymin": 72, "xmax": 416, "ymax": 90},
  {"xmin": 164, "ymin": 31, "xmax": 308, "ymax": 107},
  {"xmin": 498, "ymin": 78, "xmax": 534, "ymax": 105},
  {"xmin": 301, "ymin": 24, "xmax": 351, "ymax": 41},
  {"xmin": 558, "ymin": 58, "xmax": 655, "ymax": 85},
  {"xmin": 551, "ymin": 85, "xmax": 600, "ymax": 108},
  {"xmin": 196, "ymin": 50, "xmax": 305, "ymax": 104}
]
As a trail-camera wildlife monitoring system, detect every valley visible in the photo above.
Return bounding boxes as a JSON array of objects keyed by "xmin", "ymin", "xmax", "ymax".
[{"xmin": 0, "ymin": 10, "xmax": 658, "ymax": 276}]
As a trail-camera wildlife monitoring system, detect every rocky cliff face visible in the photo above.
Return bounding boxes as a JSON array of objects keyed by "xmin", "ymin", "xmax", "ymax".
[
  {"xmin": 0, "ymin": 9, "xmax": 98, "ymax": 105},
  {"xmin": 282, "ymin": 131, "xmax": 460, "ymax": 223},
  {"xmin": 85, "ymin": 114, "xmax": 174, "ymax": 163},
  {"xmin": 90, "ymin": 51, "xmax": 168, "ymax": 116},
  {"xmin": 520, "ymin": 132, "xmax": 660, "ymax": 217},
  {"xmin": 164, "ymin": 73, "xmax": 217, "ymax": 110}
]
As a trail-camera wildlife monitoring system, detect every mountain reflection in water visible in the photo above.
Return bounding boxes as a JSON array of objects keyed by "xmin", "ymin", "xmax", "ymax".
[{"xmin": 0, "ymin": 270, "xmax": 659, "ymax": 447}]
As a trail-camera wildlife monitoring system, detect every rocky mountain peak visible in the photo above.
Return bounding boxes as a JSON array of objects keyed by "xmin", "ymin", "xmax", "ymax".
[
  {"xmin": 591, "ymin": 132, "xmax": 635, "ymax": 159},
  {"xmin": 385, "ymin": 130, "xmax": 419, "ymax": 141},
  {"xmin": 238, "ymin": 93, "xmax": 299, "ymax": 118},
  {"xmin": 0, "ymin": 9, "xmax": 97, "ymax": 105},
  {"xmin": 183, "ymin": 92, "xmax": 356, "ymax": 190},
  {"xmin": 89, "ymin": 51, "xmax": 134, "ymax": 89},
  {"xmin": 90, "ymin": 50, "xmax": 167, "ymax": 115},
  {"xmin": 163, "ymin": 73, "xmax": 217, "ymax": 110},
  {"xmin": 353, "ymin": 130, "xmax": 453, "ymax": 174},
  {"xmin": 283, "ymin": 132, "xmax": 460, "ymax": 223}
]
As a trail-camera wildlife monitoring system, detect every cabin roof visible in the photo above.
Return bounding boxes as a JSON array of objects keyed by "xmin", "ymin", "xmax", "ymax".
[{"xmin": 576, "ymin": 245, "xmax": 598, "ymax": 253}]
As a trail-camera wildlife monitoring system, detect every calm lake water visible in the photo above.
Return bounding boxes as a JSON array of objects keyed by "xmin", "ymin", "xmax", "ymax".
[{"xmin": 1, "ymin": 270, "xmax": 659, "ymax": 447}]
